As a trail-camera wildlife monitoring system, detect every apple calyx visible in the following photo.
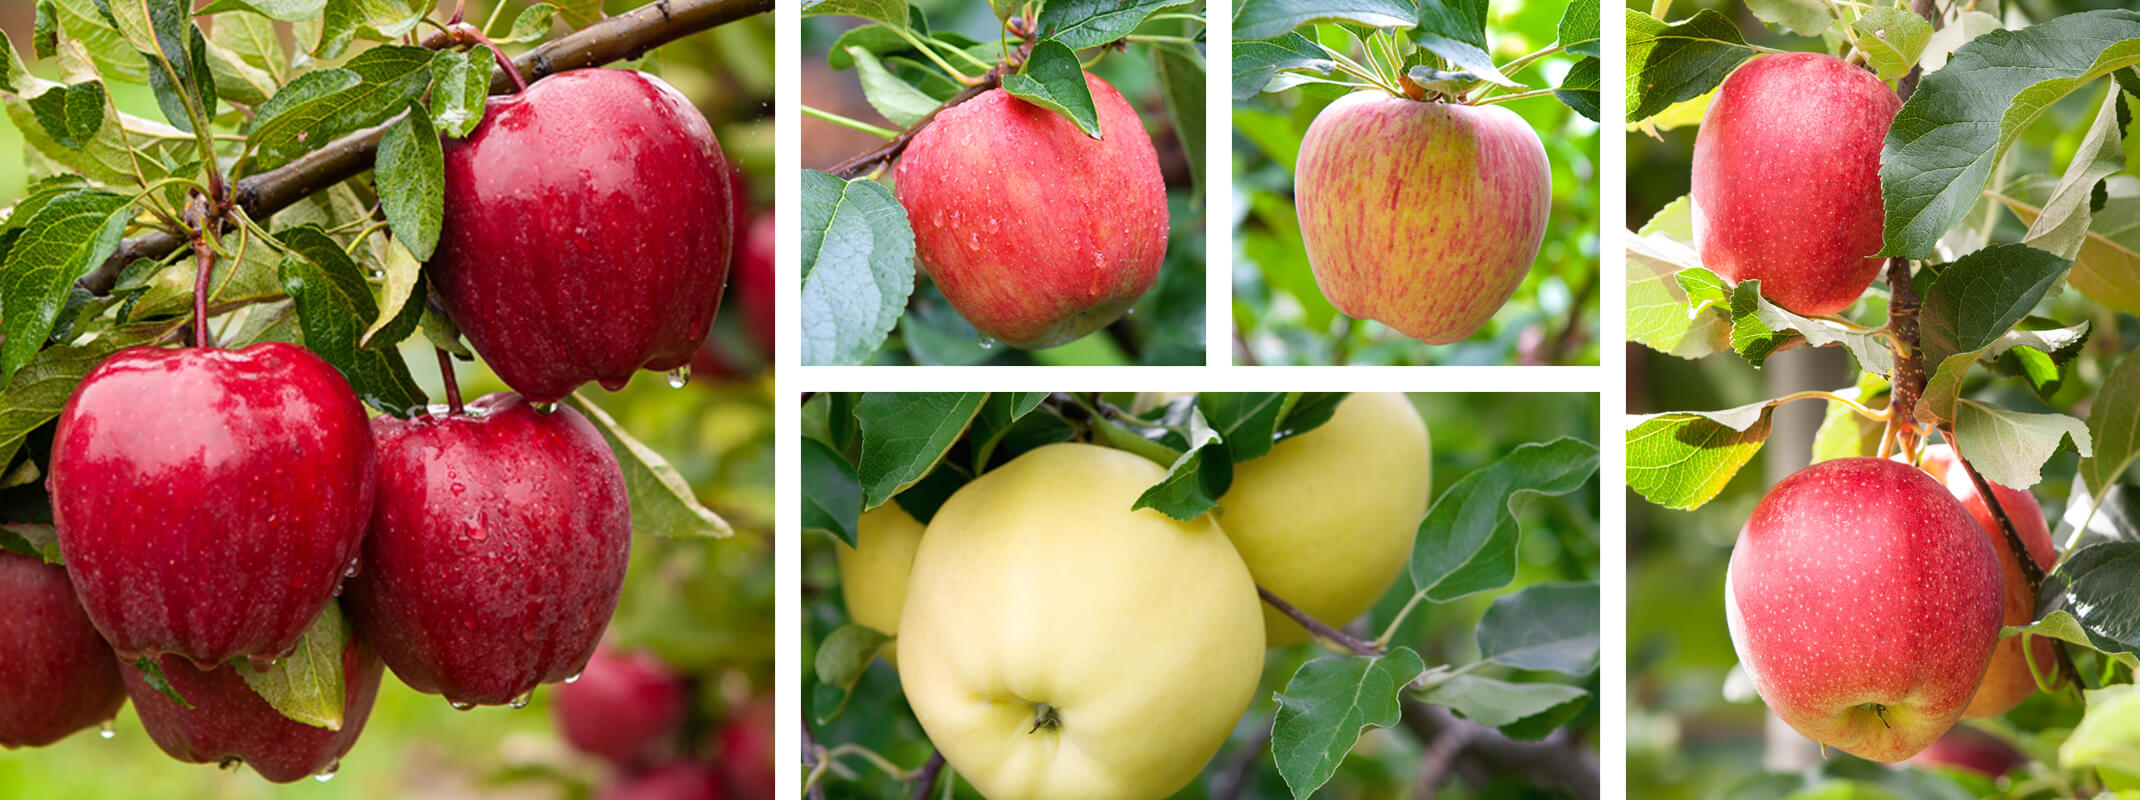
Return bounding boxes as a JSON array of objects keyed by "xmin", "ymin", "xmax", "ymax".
[{"xmin": 1028, "ymin": 702, "xmax": 1061, "ymax": 734}]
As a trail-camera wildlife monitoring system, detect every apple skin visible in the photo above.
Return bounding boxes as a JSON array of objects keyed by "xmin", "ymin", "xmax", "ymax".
[
  {"xmin": 0, "ymin": 552, "xmax": 124, "ymax": 748},
  {"xmin": 899, "ymin": 443, "xmax": 1263, "ymax": 800},
  {"xmin": 735, "ymin": 213, "xmax": 776, "ymax": 359},
  {"xmin": 833, "ymin": 502, "xmax": 925, "ymax": 644},
  {"xmin": 1218, "ymin": 392, "xmax": 1431, "ymax": 646},
  {"xmin": 1294, "ymin": 92, "xmax": 1551, "ymax": 344},
  {"xmin": 894, "ymin": 73, "xmax": 1168, "ymax": 349},
  {"xmin": 345, "ymin": 392, "xmax": 631, "ymax": 707},
  {"xmin": 49, "ymin": 343, "xmax": 376, "ymax": 668},
  {"xmin": 1910, "ymin": 724, "xmax": 2029, "ymax": 778},
  {"xmin": 600, "ymin": 762, "xmax": 726, "ymax": 800},
  {"xmin": 431, "ymin": 68, "xmax": 732, "ymax": 402},
  {"xmin": 1916, "ymin": 444, "xmax": 2057, "ymax": 719},
  {"xmin": 552, "ymin": 647, "xmax": 688, "ymax": 766},
  {"xmin": 122, "ymin": 626, "xmax": 384, "ymax": 783},
  {"xmin": 1692, "ymin": 52, "xmax": 1899, "ymax": 316},
  {"xmin": 1726, "ymin": 457, "xmax": 2003, "ymax": 762},
  {"xmin": 716, "ymin": 696, "xmax": 774, "ymax": 799}
]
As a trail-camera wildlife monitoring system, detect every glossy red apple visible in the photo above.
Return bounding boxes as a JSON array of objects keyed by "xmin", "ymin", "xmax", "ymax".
[
  {"xmin": 431, "ymin": 68, "xmax": 732, "ymax": 402},
  {"xmin": 1693, "ymin": 52, "xmax": 1899, "ymax": 316},
  {"xmin": 49, "ymin": 343, "xmax": 376, "ymax": 668},
  {"xmin": 1295, "ymin": 93, "xmax": 1551, "ymax": 344},
  {"xmin": 553, "ymin": 647, "xmax": 688, "ymax": 765},
  {"xmin": 1726, "ymin": 457, "xmax": 2002, "ymax": 762},
  {"xmin": 894, "ymin": 72, "xmax": 1168, "ymax": 349},
  {"xmin": 601, "ymin": 762, "xmax": 725, "ymax": 800},
  {"xmin": 122, "ymin": 626, "xmax": 384, "ymax": 783},
  {"xmin": 717, "ymin": 696, "xmax": 774, "ymax": 799},
  {"xmin": 345, "ymin": 392, "xmax": 630, "ymax": 707},
  {"xmin": 0, "ymin": 551, "xmax": 124, "ymax": 748},
  {"xmin": 1917, "ymin": 444, "xmax": 2058, "ymax": 719}
]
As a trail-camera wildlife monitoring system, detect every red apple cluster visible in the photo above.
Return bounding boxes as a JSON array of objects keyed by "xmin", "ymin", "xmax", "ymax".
[
  {"xmin": 553, "ymin": 648, "xmax": 774, "ymax": 799},
  {"xmin": 0, "ymin": 65, "xmax": 736, "ymax": 782}
]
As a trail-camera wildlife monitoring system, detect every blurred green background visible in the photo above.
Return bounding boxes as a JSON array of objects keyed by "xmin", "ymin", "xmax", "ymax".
[
  {"xmin": 801, "ymin": 2, "xmax": 1207, "ymax": 366},
  {"xmin": 1233, "ymin": 0, "xmax": 1601, "ymax": 367},
  {"xmin": 802, "ymin": 392, "xmax": 1602, "ymax": 799},
  {"xmin": 0, "ymin": 1, "xmax": 776, "ymax": 797},
  {"xmin": 1627, "ymin": 2, "xmax": 2140, "ymax": 797}
]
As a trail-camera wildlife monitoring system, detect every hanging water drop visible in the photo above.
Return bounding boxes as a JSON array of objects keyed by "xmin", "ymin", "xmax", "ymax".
[
  {"xmin": 508, "ymin": 690, "xmax": 534, "ymax": 709},
  {"xmin": 666, "ymin": 365, "xmax": 691, "ymax": 389},
  {"xmin": 313, "ymin": 761, "xmax": 339, "ymax": 782},
  {"xmin": 98, "ymin": 720, "xmax": 115, "ymax": 740},
  {"xmin": 564, "ymin": 671, "xmax": 584, "ymax": 685},
  {"xmin": 450, "ymin": 699, "xmax": 476, "ymax": 711},
  {"xmin": 977, "ymin": 335, "xmax": 997, "ymax": 350}
]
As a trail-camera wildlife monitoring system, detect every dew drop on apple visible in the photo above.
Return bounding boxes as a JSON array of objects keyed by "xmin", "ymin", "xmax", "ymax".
[
  {"xmin": 450, "ymin": 699, "xmax": 476, "ymax": 711},
  {"xmin": 97, "ymin": 720, "xmax": 115, "ymax": 740},
  {"xmin": 666, "ymin": 365, "xmax": 691, "ymax": 389},
  {"xmin": 313, "ymin": 761, "xmax": 339, "ymax": 782},
  {"xmin": 564, "ymin": 671, "xmax": 584, "ymax": 685},
  {"xmin": 450, "ymin": 482, "xmax": 466, "ymax": 496},
  {"xmin": 509, "ymin": 690, "xmax": 534, "ymax": 709}
]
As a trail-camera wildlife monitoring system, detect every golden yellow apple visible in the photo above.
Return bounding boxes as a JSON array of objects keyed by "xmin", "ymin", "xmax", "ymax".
[
  {"xmin": 898, "ymin": 443, "xmax": 1264, "ymax": 800},
  {"xmin": 834, "ymin": 503, "xmax": 925, "ymax": 648}
]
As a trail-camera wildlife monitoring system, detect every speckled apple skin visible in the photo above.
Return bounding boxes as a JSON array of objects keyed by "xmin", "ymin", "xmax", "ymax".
[
  {"xmin": 345, "ymin": 392, "xmax": 629, "ymax": 707},
  {"xmin": 431, "ymin": 68, "xmax": 731, "ymax": 402},
  {"xmin": 123, "ymin": 628, "xmax": 383, "ymax": 783},
  {"xmin": 1693, "ymin": 53, "xmax": 1898, "ymax": 316},
  {"xmin": 0, "ymin": 552, "xmax": 123, "ymax": 749},
  {"xmin": 1725, "ymin": 457, "xmax": 2002, "ymax": 762},
  {"xmin": 1295, "ymin": 93, "xmax": 1551, "ymax": 345},
  {"xmin": 1917, "ymin": 444, "xmax": 2057, "ymax": 719},
  {"xmin": 894, "ymin": 73, "xmax": 1168, "ymax": 349},
  {"xmin": 49, "ymin": 343, "xmax": 377, "ymax": 669}
]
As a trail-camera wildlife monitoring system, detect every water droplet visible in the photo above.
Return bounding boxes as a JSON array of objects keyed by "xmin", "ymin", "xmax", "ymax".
[
  {"xmin": 98, "ymin": 720, "xmax": 115, "ymax": 740},
  {"xmin": 343, "ymin": 557, "xmax": 361, "ymax": 579},
  {"xmin": 313, "ymin": 761, "xmax": 339, "ymax": 782},
  {"xmin": 449, "ymin": 699, "xmax": 476, "ymax": 711},
  {"xmin": 464, "ymin": 519, "xmax": 486, "ymax": 542},
  {"xmin": 977, "ymin": 336, "xmax": 997, "ymax": 350},
  {"xmin": 965, "ymin": 232, "xmax": 981, "ymax": 252},
  {"xmin": 563, "ymin": 671, "xmax": 584, "ymax": 685},
  {"xmin": 450, "ymin": 482, "xmax": 465, "ymax": 496},
  {"xmin": 666, "ymin": 365, "xmax": 691, "ymax": 389},
  {"xmin": 508, "ymin": 690, "xmax": 534, "ymax": 709}
]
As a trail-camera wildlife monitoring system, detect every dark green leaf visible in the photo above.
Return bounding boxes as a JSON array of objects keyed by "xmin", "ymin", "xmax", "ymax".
[
  {"xmin": 1409, "ymin": 437, "xmax": 1598, "ymax": 601},
  {"xmin": 856, "ymin": 392, "xmax": 986, "ymax": 509},
  {"xmin": 1001, "ymin": 41, "xmax": 1100, "ymax": 138},
  {"xmin": 27, "ymin": 82, "xmax": 105, "ymax": 150},
  {"xmin": 2033, "ymin": 541, "xmax": 2140, "ymax": 659},
  {"xmin": 1035, "ymin": 0, "xmax": 1195, "ymax": 51},
  {"xmin": 889, "ymin": 459, "xmax": 968, "ymax": 526},
  {"xmin": 1234, "ymin": 0, "xmax": 1414, "ymax": 41},
  {"xmin": 426, "ymin": 50, "xmax": 489, "ymax": 138},
  {"xmin": 246, "ymin": 44, "xmax": 432, "ymax": 170},
  {"xmin": 273, "ymin": 225, "xmax": 426, "ymax": 416},
  {"xmin": 1626, "ymin": 9, "xmax": 1754, "ymax": 122},
  {"xmin": 0, "ymin": 190, "xmax": 132, "ymax": 383},
  {"xmin": 1410, "ymin": 0, "xmax": 1517, "ymax": 86},
  {"xmin": 33, "ymin": 1, "xmax": 58, "ymax": 59},
  {"xmin": 811, "ymin": 624, "xmax": 892, "ymax": 724},
  {"xmin": 1233, "ymin": 32, "xmax": 1330, "ymax": 100},
  {"xmin": 1477, "ymin": 582, "xmax": 1600, "ymax": 676},
  {"xmin": 1270, "ymin": 648, "xmax": 1427, "ymax": 798},
  {"xmin": 1153, "ymin": 43, "xmax": 1204, "ymax": 197},
  {"xmin": 1555, "ymin": 56, "xmax": 1599, "ymax": 121},
  {"xmin": 1416, "ymin": 674, "xmax": 1589, "ymax": 740},
  {"xmin": 374, "ymin": 106, "xmax": 443, "ymax": 260},
  {"xmin": 1132, "ymin": 437, "xmax": 1231, "ymax": 520},
  {"xmin": 802, "ymin": 436, "xmax": 862, "ymax": 547},
  {"xmin": 1198, "ymin": 392, "xmax": 1287, "ymax": 461},
  {"xmin": 1917, "ymin": 244, "xmax": 2074, "ymax": 420}
]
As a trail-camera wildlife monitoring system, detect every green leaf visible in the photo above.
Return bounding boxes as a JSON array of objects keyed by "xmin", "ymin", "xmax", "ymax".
[
  {"xmin": 314, "ymin": 0, "xmax": 422, "ymax": 59},
  {"xmin": 1952, "ymin": 400, "xmax": 2091, "ymax": 490},
  {"xmin": 1001, "ymin": 41, "xmax": 1100, "ymax": 138},
  {"xmin": 209, "ymin": 8, "xmax": 289, "ymax": 86},
  {"xmin": 497, "ymin": 3, "xmax": 560, "ymax": 44},
  {"xmin": 1152, "ymin": 43, "xmax": 1204, "ymax": 198},
  {"xmin": 46, "ymin": 0, "xmax": 146, "ymax": 85},
  {"xmin": 0, "ymin": 523, "xmax": 62, "ymax": 563},
  {"xmin": 1270, "ymin": 648, "xmax": 1426, "ymax": 799},
  {"xmin": 2020, "ymin": 88, "xmax": 2126, "ymax": 262},
  {"xmin": 1626, "ymin": 403, "xmax": 1772, "ymax": 510},
  {"xmin": 373, "ymin": 106, "xmax": 443, "ymax": 260},
  {"xmin": 1559, "ymin": 0, "xmax": 1600, "ymax": 56},
  {"xmin": 1477, "ymin": 582, "xmax": 1600, "ymax": 676},
  {"xmin": 1881, "ymin": 10, "xmax": 2140, "ymax": 259},
  {"xmin": 800, "ymin": 0, "xmax": 909, "ymax": 27},
  {"xmin": 195, "ymin": 0, "xmax": 326, "ymax": 21},
  {"xmin": 33, "ymin": 1, "xmax": 58, "ymax": 60},
  {"xmin": 0, "ymin": 319, "xmax": 177, "ymax": 470},
  {"xmin": 1132, "ymin": 431, "xmax": 1231, "ymax": 521},
  {"xmin": 565, "ymin": 394, "xmax": 733, "ymax": 540},
  {"xmin": 274, "ymin": 225, "xmax": 426, "ymax": 416},
  {"xmin": 1035, "ymin": 0, "xmax": 1195, "ymax": 51},
  {"xmin": 27, "ymin": 82, "xmax": 104, "ymax": 150},
  {"xmin": 1744, "ymin": 0, "xmax": 1828, "ymax": 37},
  {"xmin": 965, "ymin": 392, "xmax": 1050, "ymax": 470},
  {"xmin": 246, "ymin": 44, "xmax": 431, "ymax": 171},
  {"xmin": 856, "ymin": 392, "xmax": 986, "ymax": 509},
  {"xmin": 2034, "ymin": 542, "xmax": 2140, "ymax": 661},
  {"xmin": 426, "ymin": 50, "xmax": 490, "ymax": 138},
  {"xmin": 0, "ymin": 190, "xmax": 131, "ymax": 384},
  {"xmin": 1916, "ymin": 243, "xmax": 2074, "ymax": 421},
  {"xmin": 1555, "ymin": 56, "xmax": 1600, "ymax": 121},
  {"xmin": 2061, "ymin": 686, "xmax": 2140, "ymax": 779},
  {"xmin": 847, "ymin": 46, "xmax": 935, "ymax": 128},
  {"xmin": 890, "ymin": 459, "xmax": 971, "ymax": 524},
  {"xmin": 1811, "ymin": 377, "xmax": 1888, "ymax": 463},
  {"xmin": 1195, "ymin": 393, "xmax": 1287, "ymax": 461},
  {"xmin": 1728, "ymin": 279, "xmax": 1894, "ymax": 375},
  {"xmin": 810, "ymin": 624, "xmax": 891, "ymax": 724},
  {"xmin": 1416, "ymin": 674, "xmax": 1589, "ymax": 739},
  {"xmin": 1409, "ymin": 437, "xmax": 1599, "ymax": 601},
  {"xmin": 1626, "ymin": 9, "xmax": 1755, "ymax": 122},
  {"xmin": 358, "ymin": 238, "xmax": 422, "ymax": 349},
  {"xmin": 2079, "ymin": 349, "xmax": 2140, "ymax": 497},
  {"xmin": 1233, "ymin": 32, "xmax": 1330, "ymax": 100},
  {"xmin": 801, "ymin": 436, "xmax": 862, "ymax": 547},
  {"xmin": 201, "ymin": 31, "xmax": 277, "ymax": 106},
  {"xmin": 799, "ymin": 171, "xmax": 914, "ymax": 366},
  {"xmin": 1853, "ymin": 6, "xmax": 1931, "ymax": 82},
  {"xmin": 1235, "ymin": 0, "xmax": 1412, "ymax": 42},
  {"xmin": 1410, "ymin": 0, "xmax": 1518, "ymax": 87},
  {"xmin": 237, "ymin": 604, "xmax": 349, "ymax": 730}
]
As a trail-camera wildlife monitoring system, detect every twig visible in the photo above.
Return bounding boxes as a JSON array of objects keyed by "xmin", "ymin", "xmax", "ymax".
[
  {"xmin": 1532, "ymin": 266, "xmax": 1597, "ymax": 366},
  {"xmin": 801, "ymin": 712, "xmax": 827, "ymax": 800},
  {"xmin": 910, "ymin": 751, "xmax": 945, "ymax": 800},
  {"xmin": 828, "ymin": 70, "xmax": 1006, "ymax": 179},
  {"xmin": 1399, "ymin": 700, "xmax": 1598, "ymax": 800},
  {"xmin": 1413, "ymin": 723, "xmax": 1475, "ymax": 799},
  {"xmin": 1882, "ymin": 256, "xmax": 1925, "ymax": 454},
  {"xmin": 1259, "ymin": 586, "xmax": 1380, "ymax": 656},
  {"xmin": 77, "ymin": 0, "xmax": 773, "ymax": 296}
]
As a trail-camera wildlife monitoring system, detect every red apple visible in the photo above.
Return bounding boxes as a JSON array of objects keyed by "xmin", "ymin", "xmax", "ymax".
[
  {"xmin": 717, "ymin": 696, "xmax": 774, "ymax": 799},
  {"xmin": 1910, "ymin": 724, "xmax": 2029, "ymax": 778},
  {"xmin": 1916, "ymin": 444, "xmax": 2058, "ymax": 719},
  {"xmin": 431, "ymin": 68, "xmax": 732, "ymax": 402},
  {"xmin": 1693, "ymin": 52, "xmax": 1899, "ymax": 316},
  {"xmin": 49, "ymin": 343, "xmax": 376, "ymax": 668},
  {"xmin": 1294, "ymin": 93, "xmax": 1551, "ymax": 344},
  {"xmin": 345, "ymin": 392, "xmax": 630, "ymax": 707},
  {"xmin": 601, "ymin": 762, "xmax": 725, "ymax": 800},
  {"xmin": 1726, "ymin": 457, "xmax": 2002, "ymax": 762},
  {"xmin": 122, "ymin": 626, "xmax": 384, "ymax": 783},
  {"xmin": 894, "ymin": 72, "xmax": 1168, "ymax": 349},
  {"xmin": 735, "ymin": 213, "xmax": 776, "ymax": 359},
  {"xmin": 0, "ymin": 551, "xmax": 124, "ymax": 748},
  {"xmin": 553, "ymin": 647, "xmax": 688, "ymax": 766}
]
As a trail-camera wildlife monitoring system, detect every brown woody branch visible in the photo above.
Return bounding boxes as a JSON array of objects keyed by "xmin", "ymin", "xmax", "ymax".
[
  {"xmin": 826, "ymin": 34, "xmax": 1037, "ymax": 180},
  {"xmin": 1259, "ymin": 585, "xmax": 1381, "ymax": 656},
  {"xmin": 1401, "ymin": 701, "xmax": 1598, "ymax": 800},
  {"xmin": 77, "ymin": 0, "xmax": 772, "ymax": 296},
  {"xmin": 1882, "ymin": 0, "xmax": 1942, "ymax": 458}
]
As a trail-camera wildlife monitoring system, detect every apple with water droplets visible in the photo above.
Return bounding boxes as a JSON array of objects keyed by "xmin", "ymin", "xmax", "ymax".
[
  {"xmin": 0, "ymin": 551, "xmax": 125, "ymax": 748},
  {"xmin": 122, "ymin": 622, "xmax": 384, "ymax": 783},
  {"xmin": 48, "ymin": 343, "xmax": 376, "ymax": 669},
  {"xmin": 345, "ymin": 392, "xmax": 630, "ymax": 707},
  {"xmin": 430, "ymin": 68, "xmax": 732, "ymax": 402},
  {"xmin": 894, "ymin": 72, "xmax": 1168, "ymax": 349}
]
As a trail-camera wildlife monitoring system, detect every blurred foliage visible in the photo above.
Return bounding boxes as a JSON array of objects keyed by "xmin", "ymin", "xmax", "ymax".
[
  {"xmin": 1233, "ymin": 0, "xmax": 1601, "ymax": 367},
  {"xmin": 802, "ymin": 392, "xmax": 1602, "ymax": 799},
  {"xmin": 801, "ymin": 3, "xmax": 1207, "ymax": 366},
  {"xmin": 0, "ymin": 1, "xmax": 774, "ymax": 797}
]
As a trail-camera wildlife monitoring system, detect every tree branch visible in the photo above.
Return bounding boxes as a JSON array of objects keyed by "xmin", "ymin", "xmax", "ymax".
[
  {"xmin": 1400, "ymin": 700, "xmax": 1598, "ymax": 800},
  {"xmin": 78, "ymin": 0, "xmax": 772, "ymax": 296},
  {"xmin": 1259, "ymin": 586, "xmax": 1381, "ymax": 657},
  {"xmin": 1880, "ymin": 0, "xmax": 1941, "ymax": 454},
  {"xmin": 826, "ymin": 34, "xmax": 1037, "ymax": 179}
]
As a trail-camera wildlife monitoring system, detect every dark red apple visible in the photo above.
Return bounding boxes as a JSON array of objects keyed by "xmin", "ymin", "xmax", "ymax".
[
  {"xmin": 553, "ymin": 647, "xmax": 688, "ymax": 765},
  {"xmin": 894, "ymin": 72, "xmax": 1168, "ymax": 349},
  {"xmin": 717, "ymin": 696, "xmax": 774, "ymax": 799},
  {"xmin": 431, "ymin": 68, "xmax": 732, "ymax": 402},
  {"xmin": 601, "ymin": 762, "xmax": 725, "ymax": 800},
  {"xmin": 48, "ymin": 343, "xmax": 376, "ymax": 668},
  {"xmin": 1693, "ymin": 52, "xmax": 1899, "ymax": 316},
  {"xmin": 122, "ymin": 626, "xmax": 384, "ymax": 783},
  {"xmin": 735, "ymin": 213, "xmax": 776, "ymax": 359},
  {"xmin": 345, "ymin": 392, "xmax": 630, "ymax": 707},
  {"xmin": 0, "ymin": 551, "xmax": 124, "ymax": 748},
  {"xmin": 1911, "ymin": 724, "xmax": 2030, "ymax": 778}
]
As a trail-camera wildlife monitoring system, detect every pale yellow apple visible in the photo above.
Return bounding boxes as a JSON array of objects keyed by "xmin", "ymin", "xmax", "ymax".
[
  {"xmin": 834, "ymin": 503, "xmax": 925, "ymax": 645},
  {"xmin": 898, "ymin": 443, "xmax": 1264, "ymax": 800},
  {"xmin": 1219, "ymin": 391, "xmax": 1432, "ymax": 646}
]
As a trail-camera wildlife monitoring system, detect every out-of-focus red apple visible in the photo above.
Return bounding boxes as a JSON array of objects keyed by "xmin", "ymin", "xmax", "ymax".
[
  {"xmin": 1916, "ymin": 444, "xmax": 2058, "ymax": 718},
  {"xmin": 601, "ymin": 762, "xmax": 725, "ymax": 800},
  {"xmin": 1294, "ymin": 93, "xmax": 1550, "ymax": 344},
  {"xmin": 1910, "ymin": 724, "xmax": 2029, "ymax": 778},
  {"xmin": 1693, "ymin": 52, "xmax": 1898, "ymax": 316},
  {"xmin": 717, "ymin": 696, "xmax": 774, "ymax": 799},
  {"xmin": 894, "ymin": 73, "xmax": 1167, "ymax": 349},
  {"xmin": 553, "ymin": 647, "xmax": 689, "ymax": 766},
  {"xmin": 735, "ymin": 213, "xmax": 776, "ymax": 359},
  {"xmin": 0, "ymin": 551, "xmax": 124, "ymax": 748}
]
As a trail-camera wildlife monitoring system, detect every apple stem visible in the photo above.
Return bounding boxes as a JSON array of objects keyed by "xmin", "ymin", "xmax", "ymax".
[
  {"xmin": 184, "ymin": 192, "xmax": 218, "ymax": 349},
  {"xmin": 909, "ymin": 751, "xmax": 944, "ymax": 800},
  {"xmin": 454, "ymin": 23, "xmax": 529, "ymax": 94},
  {"xmin": 436, "ymin": 348, "xmax": 464, "ymax": 415},
  {"xmin": 1258, "ymin": 585, "xmax": 1381, "ymax": 657}
]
